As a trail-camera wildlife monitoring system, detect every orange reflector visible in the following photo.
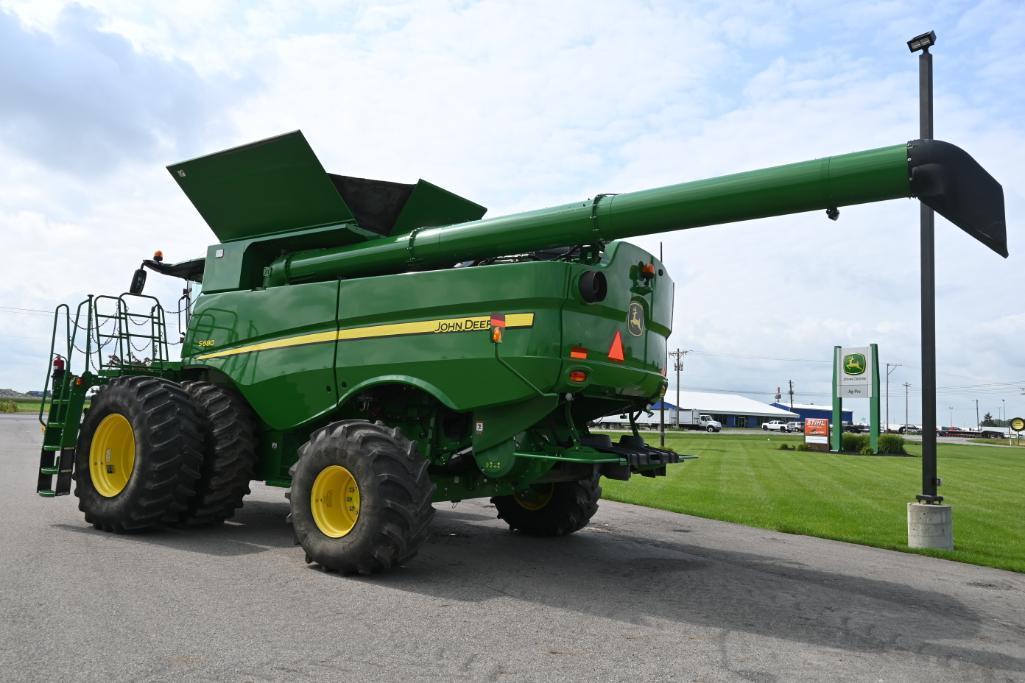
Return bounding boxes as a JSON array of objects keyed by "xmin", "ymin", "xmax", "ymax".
[
  {"xmin": 608, "ymin": 330, "xmax": 625, "ymax": 362},
  {"xmin": 642, "ymin": 262, "xmax": 656, "ymax": 277},
  {"xmin": 569, "ymin": 346, "xmax": 588, "ymax": 359},
  {"xmin": 74, "ymin": 377, "xmax": 83, "ymax": 386},
  {"xmin": 569, "ymin": 370, "xmax": 588, "ymax": 383},
  {"xmin": 153, "ymin": 249, "xmax": 164, "ymax": 262},
  {"xmin": 491, "ymin": 327, "xmax": 503, "ymax": 343}
]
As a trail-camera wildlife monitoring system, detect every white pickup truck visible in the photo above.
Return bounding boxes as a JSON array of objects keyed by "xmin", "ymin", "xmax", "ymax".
[
  {"xmin": 762, "ymin": 420, "xmax": 789, "ymax": 432},
  {"xmin": 678, "ymin": 410, "xmax": 722, "ymax": 432}
]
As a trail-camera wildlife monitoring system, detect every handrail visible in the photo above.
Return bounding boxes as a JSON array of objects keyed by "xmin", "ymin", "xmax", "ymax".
[{"xmin": 38, "ymin": 304, "xmax": 70, "ymax": 427}]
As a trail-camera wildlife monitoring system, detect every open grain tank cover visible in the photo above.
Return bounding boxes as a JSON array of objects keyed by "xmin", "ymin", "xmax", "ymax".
[{"xmin": 168, "ymin": 131, "xmax": 486, "ymax": 243}]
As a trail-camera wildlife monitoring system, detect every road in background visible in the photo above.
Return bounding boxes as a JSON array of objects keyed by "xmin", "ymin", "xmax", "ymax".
[{"xmin": 2, "ymin": 413, "xmax": 1024, "ymax": 681}]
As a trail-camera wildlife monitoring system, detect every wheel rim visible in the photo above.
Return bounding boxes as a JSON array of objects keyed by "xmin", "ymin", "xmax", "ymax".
[
  {"xmin": 89, "ymin": 413, "xmax": 136, "ymax": 498},
  {"xmin": 310, "ymin": 465, "xmax": 361, "ymax": 538},
  {"xmin": 513, "ymin": 484, "xmax": 554, "ymax": 511}
]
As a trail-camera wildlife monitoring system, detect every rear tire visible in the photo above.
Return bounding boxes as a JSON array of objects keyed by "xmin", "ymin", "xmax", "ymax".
[
  {"xmin": 287, "ymin": 420, "xmax": 435, "ymax": 575},
  {"xmin": 74, "ymin": 377, "xmax": 204, "ymax": 533},
  {"xmin": 176, "ymin": 381, "xmax": 259, "ymax": 526},
  {"xmin": 492, "ymin": 476, "xmax": 601, "ymax": 536}
]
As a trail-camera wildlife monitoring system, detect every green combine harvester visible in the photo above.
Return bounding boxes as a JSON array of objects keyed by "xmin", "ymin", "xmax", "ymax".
[{"xmin": 36, "ymin": 131, "xmax": 1005, "ymax": 574}]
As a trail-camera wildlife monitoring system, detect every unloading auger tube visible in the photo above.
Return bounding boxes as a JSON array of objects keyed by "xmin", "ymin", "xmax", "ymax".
[{"xmin": 264, "ymin": 139, "xmax": 1006, "ymax": 286}]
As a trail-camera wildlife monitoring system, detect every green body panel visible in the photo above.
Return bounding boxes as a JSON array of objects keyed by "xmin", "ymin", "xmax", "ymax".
[
  {"xmin": 184, "ymin": 241, "xmax": 670, "ymax": 428},
  {"xmin": 186, "ymin": 281, "xmax": 340, "ymax": 430}
]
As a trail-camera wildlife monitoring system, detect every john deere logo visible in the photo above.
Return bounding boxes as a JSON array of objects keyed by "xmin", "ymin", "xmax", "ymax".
[
  {"xmin": 627, "ymin": 302, "xmax": 644, "ymax": 337},
  {"xmin": 843, "ymin": 353, "xmax": 867, "ymax": 376},
  {"xmin": 1011, "ymin": 417, "xmax": 1025, "ymax": 432}
]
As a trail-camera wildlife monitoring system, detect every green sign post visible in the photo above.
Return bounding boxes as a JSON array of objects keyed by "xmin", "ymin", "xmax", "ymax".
[{"xmin": 831, "ymin": 344, "xmax": 881, "ymax": 453}]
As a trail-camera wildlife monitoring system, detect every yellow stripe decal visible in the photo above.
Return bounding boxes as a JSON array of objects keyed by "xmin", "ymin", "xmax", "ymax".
[{"xmin": 196, "ymin": 313, "xmax": 535, "ymax": 361}]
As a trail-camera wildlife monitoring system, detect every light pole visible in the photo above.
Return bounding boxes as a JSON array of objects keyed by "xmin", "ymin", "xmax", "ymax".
[
  {"xmin": 886, "ymin": 362, "xmax": 902, "ymax": 432},
  {"xmin": 948, "ymin": 405, "xmax": 954, "ymax": 429},
  {"xmin": 908, "ymin": 30, "xmax": 941, "ymax": 504}
]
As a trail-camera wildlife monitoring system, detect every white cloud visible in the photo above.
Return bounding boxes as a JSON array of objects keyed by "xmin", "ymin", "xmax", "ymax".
[{"xmin": 0, "ymin": 0, "xmax": 1021, "ymax": 423}]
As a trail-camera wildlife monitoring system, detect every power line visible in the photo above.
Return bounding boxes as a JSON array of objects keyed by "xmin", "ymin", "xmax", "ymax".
[
  {"xmin": 688, "ymin": 350, "xmax": 831, "ymax": 364},
  {"xmin": 0, "ymin": 306, "xmax": 52, "ymax": 315}
]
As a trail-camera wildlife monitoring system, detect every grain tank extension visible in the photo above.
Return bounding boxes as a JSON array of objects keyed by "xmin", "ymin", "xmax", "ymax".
[{"xmin": 35, "ymin": 131, "xmax": 1006, "ymax": 574}]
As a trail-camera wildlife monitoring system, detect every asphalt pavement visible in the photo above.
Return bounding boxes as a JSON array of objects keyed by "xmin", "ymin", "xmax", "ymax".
[{"xmin": 2, "ymin": 412, "xmax": 1025, "ymax": 681}]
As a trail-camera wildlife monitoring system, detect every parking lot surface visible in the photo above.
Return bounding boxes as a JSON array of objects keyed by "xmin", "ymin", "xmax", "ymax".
[{"xmin": 2, "ymin": 413, "xmax": 1024, "ymax": 681}]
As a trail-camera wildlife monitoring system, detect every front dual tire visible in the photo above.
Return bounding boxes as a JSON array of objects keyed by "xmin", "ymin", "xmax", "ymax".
[
  {"xmin": 74, "ymin": 377, "xmax": 258, "ymax": 532},
  {"xmin": 75, "ymin": 377, "xmax": 204, "ymax": 532}
]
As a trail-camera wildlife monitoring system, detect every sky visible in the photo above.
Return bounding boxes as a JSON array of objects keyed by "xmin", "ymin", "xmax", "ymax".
[{"xmin": 1, "ymin": 0, "xmax": 1022, "ymax": 426}]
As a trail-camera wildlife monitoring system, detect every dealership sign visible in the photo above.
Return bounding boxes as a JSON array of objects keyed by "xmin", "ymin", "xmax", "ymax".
[
  {"xmin": 831, "ymin": 343, "xmax": 881, "ymax": 454},
  {"xmin": 836, "ymin": 346, "xmax": 875, "ymax": 398}
]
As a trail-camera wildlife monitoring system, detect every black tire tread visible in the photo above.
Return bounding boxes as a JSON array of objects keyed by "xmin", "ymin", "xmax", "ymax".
[
  {"xmin": 492, "ymin": 477, "xmax": 601, "ymax": 536},
  {"xmin": 74, "ymin": 376, "xmax": 204, "ymax": 533},
  {"xmin": 176, "ymin": 381, "xmax": 259, "ymax": 526},
  {"xmin": 288, "ymin": 420, "xmax": 434, "ymax": 575}
]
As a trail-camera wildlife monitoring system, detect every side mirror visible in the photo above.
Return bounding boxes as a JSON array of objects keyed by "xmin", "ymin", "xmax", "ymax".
[{"xmin": 130, "ymin": 267, "xmax": 147, "ymax": 295}]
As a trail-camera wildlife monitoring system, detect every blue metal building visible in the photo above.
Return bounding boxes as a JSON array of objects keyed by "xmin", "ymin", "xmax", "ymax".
[{"xmin": 771, "ymin": 402, "xmax": 852, "ymax": 423}]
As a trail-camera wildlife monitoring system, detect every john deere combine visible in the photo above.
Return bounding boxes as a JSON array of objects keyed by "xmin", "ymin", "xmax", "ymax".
[{"xmin": 36, "ymin": 131, "xmax": 1005, "ymax": 574}]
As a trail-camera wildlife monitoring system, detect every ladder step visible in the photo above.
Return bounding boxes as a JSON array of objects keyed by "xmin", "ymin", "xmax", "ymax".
[
  {"xmin": 38, "ymin": 490, "xmax": 57, "ymax": 498},
  {"xmin": 42, "ymin": 445, "xmax": 62, "ymax": 452},
  {"xmin": 40, "ymin": 466, "xmax": 59, "ymax": 475}
]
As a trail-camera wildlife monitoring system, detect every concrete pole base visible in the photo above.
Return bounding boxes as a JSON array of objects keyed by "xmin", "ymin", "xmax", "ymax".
[{"xmin": 907, "ymin": 502, "xmax": 953, "ymax": 550}]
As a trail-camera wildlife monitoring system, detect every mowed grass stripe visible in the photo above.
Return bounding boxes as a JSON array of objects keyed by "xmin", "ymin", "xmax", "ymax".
[{"xmin": 600, "ymin": 432, "xmax": 1025, "ymax": 573}]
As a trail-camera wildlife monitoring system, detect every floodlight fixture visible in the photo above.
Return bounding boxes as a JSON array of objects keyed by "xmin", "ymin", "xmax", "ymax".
[{"xmin": 908, "ymin": 31, "xmax": 936, "ymax": 53}]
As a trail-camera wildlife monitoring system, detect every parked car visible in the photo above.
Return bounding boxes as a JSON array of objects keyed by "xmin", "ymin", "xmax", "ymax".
[
  {"xmin": 762, "ymin": 420, "xmax": 788, "ymax": 432},
  {"xmin": 898, "ymin": 424, "xmax": 922, "ymax": 434},
  {"xmin": 785, "ymin": 421, "xmax": 804, "ymax": 433}
]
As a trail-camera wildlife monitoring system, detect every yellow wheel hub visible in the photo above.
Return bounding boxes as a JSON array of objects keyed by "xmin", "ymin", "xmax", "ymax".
[
  {"xmin": 89, "ymin": 413, "xmax": 136, "ymax": 498},
  {"xmin": 311, "ymin": 465, "xmax": 361, "ymax": 538},
  {"xmin": 513, "ymin": 484, "xmax": 554, "ymax": 511}
]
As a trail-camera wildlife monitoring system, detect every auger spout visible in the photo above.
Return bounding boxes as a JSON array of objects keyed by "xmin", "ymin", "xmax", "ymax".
[{"xmin": 263, "ymin": 139, "xmax": 1005, "ymax": 286}]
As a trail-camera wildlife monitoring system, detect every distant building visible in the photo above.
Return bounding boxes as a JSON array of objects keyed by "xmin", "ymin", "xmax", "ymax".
[
  {"xmin": 771, "ymin": 402, "xmax": 853, "ymax": 424},
  {"xmin": 597, "ymin": 390, "xmax": 798, "ymax": 429}
]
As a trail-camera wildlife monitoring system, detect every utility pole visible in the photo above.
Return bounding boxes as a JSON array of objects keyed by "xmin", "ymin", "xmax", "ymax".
[
  {"xmin": 788, "ymin": 379, "xmax": 794, "ymax": 411},
  {"xmin": 668, "ymin": 349, "xmax": 690, "ymax": 429},
  {"xmin": 904, "ymin": 382, "xmax": 911, "ymax": 432},
  {"xmin": 948, "ymin": 405, "xmax": 954, "ymax": 429},
  {"xmin": 886, "ymin": 362, "xmax": 902, "ymax": 433},
  {"xmin": 976, "ymin": 399, "xmax": 980, "ymax": 430}
]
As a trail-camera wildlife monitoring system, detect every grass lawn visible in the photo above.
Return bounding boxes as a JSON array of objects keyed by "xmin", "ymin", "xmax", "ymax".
[
  {"xmin": 600, "ymin": 431, "xmax": 1025, "ymax": 573},
  {"xmin": 974, "ymin": 437, "xmax": 1025, "ymax": 448},
  {"xmin": 9, "ymin": 398, "xmax": 42, "ymax": 413}
]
